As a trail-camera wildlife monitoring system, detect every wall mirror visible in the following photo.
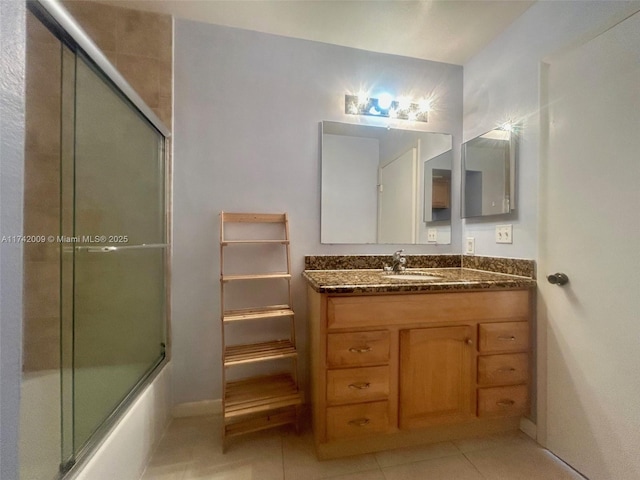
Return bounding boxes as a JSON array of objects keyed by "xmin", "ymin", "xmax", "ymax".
[
  {"xmin": 461, "ymin": 127, "xmax": 517, "ymax": 218},
  {"xmin": 321, "ymin": 121, "xmax": 452, "ymax": 244}
]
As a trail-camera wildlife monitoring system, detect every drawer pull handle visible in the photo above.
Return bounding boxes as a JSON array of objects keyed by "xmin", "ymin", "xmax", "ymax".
[
  {"xmin": 496, "ymin": 399, "xmax": 516, "ymax": 407},
  {"xmin": 349, "ymin": 346, "xmax": 372, "ymax": 354},
  {"xmin": 348, "ymin": 418, "xmax": 370, "ymax": 427},
  {"xmin": 348, "ymin": 382, "xmax": 371, "ymax": 390},
  {"xmin": 497, "ymin": 335, "xmax": 517, "ymax": 341},
  {"xmin": 496, "ymin": 367, "xmax": 517, "ymax": 373}
]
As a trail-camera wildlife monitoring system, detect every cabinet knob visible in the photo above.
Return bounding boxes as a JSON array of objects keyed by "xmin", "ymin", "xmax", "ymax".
[
  {"xmin": 465, "ymin": 338, "xmax": 473, "ymax": 345},
  {"xmin": 348, "ymin": 382, "xmax": 371, "ymax": 390},
  {"xmin": 349, "ymin": 346, "xmax": 372, "ymax": 354},
  {"xmin": 348, "ymin": 418, "xmax": 371, "ymax": 427}
]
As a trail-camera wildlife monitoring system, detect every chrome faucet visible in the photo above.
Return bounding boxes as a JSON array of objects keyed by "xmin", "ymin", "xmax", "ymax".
[{"xmin": 391, "ymin": 249, "xmax": 406, "ymax": 273}]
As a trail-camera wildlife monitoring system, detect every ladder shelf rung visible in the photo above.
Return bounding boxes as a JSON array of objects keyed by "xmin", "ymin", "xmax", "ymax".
[
  {"xmin": 224, "ymin": 408, "xmax": 298, "ymax": 437},
  {"xmin": 221, "ymin": 272, "xmax": 291, "ymax": 282},
  {"xmin": 224, "ymin": 340, "xmax": 297, "ymax": 366},
  {"xmin": 221, "ymin": 239, "xmax": 290, "ymax": 246},
  {"xmin": 224, "ymin": 373, "xmax": 301, "ymax": 420},
  {"xmin": 223, "ymin": 306, "xmax": 294, "ymax": 323},
  {"xmin": 221, "ymin": 212, "xmax": 287, "ymax": 223}
]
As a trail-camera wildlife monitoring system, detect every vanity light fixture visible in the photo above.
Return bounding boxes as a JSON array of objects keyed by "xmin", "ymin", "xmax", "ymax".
[{"xmin": 345, "ymin": 93, "xmax": 430, "ymax": 123}]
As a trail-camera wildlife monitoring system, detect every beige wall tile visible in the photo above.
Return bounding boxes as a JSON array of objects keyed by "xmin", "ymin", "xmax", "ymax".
[
  {"xmin": 24, "ymin": 151, "xmax": 60, "ymax": 214},
  {"xmin": 22, "ymin": 316, "xmax": 60, "ymax": 372},
  {"xmin": 159, "ymin": 60, "xmax": 172, "ymax": 98},
  {"xmin": 27, "ymin": 10, "xmax": 58, "ymax": 44},
  {"xmin": 116, "ymin": 8, "xmax": 172, "ymax": 62},
  {"xmin": 116, "ymin": 53, "xmax": 160, "ymax": 108},
  {"xmin": 26, "ymin": 32, "xmax": 61, "ymax": 86},
  {"xmin": 24, "ymin": 260, "xmax": 60, "ymax": 320},
  {"xmin": 156, "ymin": 94, "xmax": 172, "ymax": 129},
  {"xmin": 62, "ymin": 0, "xmax": 118, "ymax": 53}
]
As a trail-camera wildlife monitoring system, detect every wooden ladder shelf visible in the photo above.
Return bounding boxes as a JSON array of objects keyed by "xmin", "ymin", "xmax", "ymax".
[{"xmin": 219, "ymin": 212, "xmax": 302, "ymax": 450}]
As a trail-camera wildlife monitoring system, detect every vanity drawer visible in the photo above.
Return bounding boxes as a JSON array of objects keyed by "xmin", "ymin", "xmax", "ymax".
[
  {"xmin": 478, "ymin": 322, "xmax": 529, "ymax": 353},
  {"xmin": 327, "ymin": 331, "xmax": 390, "ymax": 367},
  {"xmin": 478, "ymin": 353, "xmax": 529, "ymax": 386},
  {"xmin": 327, "ymin": 366, "xmax": 390, "ymax": 405},
  {"xmin": 326, "ymin": 401, "xmax": 389, "ymax": 440},
  {"xmin": 478, "ymin": 385, "xmax": 528, "ymax": 417}
]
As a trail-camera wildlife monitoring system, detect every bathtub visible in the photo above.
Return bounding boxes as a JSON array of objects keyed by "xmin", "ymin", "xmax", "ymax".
[{"xmin": 19, "ymin": 363, "xmax": 172, "ymax": 480}]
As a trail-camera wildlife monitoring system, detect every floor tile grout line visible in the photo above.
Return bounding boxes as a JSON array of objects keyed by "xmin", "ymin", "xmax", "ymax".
[
  {"xmin": 374, "ymin": 444, "xmax": 462, "ymax": 471},
  {"xmin": 461, "ymin": 451, "xmax": 490, "ymax": 480},
  {"xmin": 316, "ymin": 467, "xmax": 386, "ymax": 480}
]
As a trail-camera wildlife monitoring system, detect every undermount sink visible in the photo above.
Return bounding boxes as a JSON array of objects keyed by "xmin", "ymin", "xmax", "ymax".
[{"xmin": 384, "ymin": 273, "xmax": 443, "ymax": 281}]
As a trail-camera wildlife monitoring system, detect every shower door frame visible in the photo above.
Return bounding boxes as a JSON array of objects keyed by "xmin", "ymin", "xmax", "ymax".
[{"xmin": 27, "ymin": 0, "xmax": 172, "ymax": 477}]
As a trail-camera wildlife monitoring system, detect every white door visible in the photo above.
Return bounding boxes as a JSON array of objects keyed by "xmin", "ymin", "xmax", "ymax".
[
  {"xmin": 539, "ymin": 12, "xmax": 640, "ymax": 479},
  {"xmin": 378, "ymin": 148, "xmax": 417, "ymax": 243}
]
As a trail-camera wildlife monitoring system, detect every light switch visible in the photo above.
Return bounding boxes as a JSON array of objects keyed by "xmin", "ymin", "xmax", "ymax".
[{"xmin": 496, "ymin": 224, "xmax": 513, "ymax": 244}]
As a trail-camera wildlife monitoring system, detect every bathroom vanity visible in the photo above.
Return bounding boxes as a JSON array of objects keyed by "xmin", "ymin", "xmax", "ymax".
[{"xmin": 304, "ymin": 255, "xmax": 535, "ymax": 459}]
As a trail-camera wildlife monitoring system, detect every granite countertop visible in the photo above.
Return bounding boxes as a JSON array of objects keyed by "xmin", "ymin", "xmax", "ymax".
[{"xmin": 303, "ymin": 267, "xmax": 536, "ymax": 294}]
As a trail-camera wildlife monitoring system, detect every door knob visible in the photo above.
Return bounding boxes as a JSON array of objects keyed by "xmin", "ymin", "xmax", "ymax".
[{"xmin": 547, "ymin": 273, "xmax": 569, "ymax": 286}]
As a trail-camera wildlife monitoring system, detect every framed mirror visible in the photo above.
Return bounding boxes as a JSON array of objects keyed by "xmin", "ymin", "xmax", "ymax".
[
  {"xmin": 321, "ymin": 121, "xmax": 452, "ymax": 244},
  {"xmin": 461, "ymin": 127, "xmax": 517, "ymax": 218}
]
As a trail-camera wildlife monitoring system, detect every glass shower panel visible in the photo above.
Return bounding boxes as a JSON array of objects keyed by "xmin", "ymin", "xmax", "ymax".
[{"xmin": 71, "ymin": 54, "xmax": 166, "ymax": 450}]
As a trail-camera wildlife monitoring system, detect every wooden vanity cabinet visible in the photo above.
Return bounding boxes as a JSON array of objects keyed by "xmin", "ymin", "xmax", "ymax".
[
  {"xmin": 308, "ymin": 287, "xmax": 532, "ymax": 459},
  {"xmin": 399, "ymin": 326, "xmax": 475, "ymax": 429}
]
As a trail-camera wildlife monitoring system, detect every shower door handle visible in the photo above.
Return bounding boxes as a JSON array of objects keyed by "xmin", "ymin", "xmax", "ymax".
[
  {"xmin": 81, "ymin": 243, "xmax": 169, "ymax": 253},
  {"xmin": 86, "ymin": 246, "xmax": 118, "ymax": 253}
]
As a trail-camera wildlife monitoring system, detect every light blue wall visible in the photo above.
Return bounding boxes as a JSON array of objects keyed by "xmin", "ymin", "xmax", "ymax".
[
  {"xmin": 172, "ymin": 20, "xmax": 463, "ymax": 403},
  {"xmin": 462, "ymin": 0, "xmax": 640, "ymax": 259},
  {"xmin": 0, "ymin": 1, "xmax": 26, "ymax": 478}
]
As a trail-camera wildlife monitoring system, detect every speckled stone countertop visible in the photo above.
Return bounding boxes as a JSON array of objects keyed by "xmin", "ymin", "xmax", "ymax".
[{"xmin": 303, "ymin": 254, "xmax": 536, "ymax": 294}]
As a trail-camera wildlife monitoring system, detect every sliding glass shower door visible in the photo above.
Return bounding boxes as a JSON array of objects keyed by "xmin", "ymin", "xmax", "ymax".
[
  {"xmin": 60, "ymin": 50, "xmax": 167, "ymax": 467},
  {"xmin": 21, "ymin": 5, "xmax": 168, "ymax": 478}
]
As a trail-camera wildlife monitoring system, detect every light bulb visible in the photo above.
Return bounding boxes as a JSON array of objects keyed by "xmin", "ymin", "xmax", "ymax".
[
  {"xmin": 397, "ymin": 96, "xmax": 411, "ymax": 111},
  {"xmin": 377, "ymin": 93, "xmax": 393, "ymax": 110},
  {"xmin": 357, "ymin": 91, "xmax": 368, "ymax": 107},
  {"xmin": 418, "ymin": 98, "xmax": 431, "ymax": 113}
]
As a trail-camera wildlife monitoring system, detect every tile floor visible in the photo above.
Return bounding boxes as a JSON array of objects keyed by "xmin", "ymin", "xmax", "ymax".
[{"xmin": 140, "ymin": 415, "xmax": 585, "ymax": 480}]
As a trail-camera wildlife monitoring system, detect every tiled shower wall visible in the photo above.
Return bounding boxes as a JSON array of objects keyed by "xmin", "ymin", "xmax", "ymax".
[
  {"xmin": 23, "ymin": 2, "xmax": 172, "ymax": 372},
  {"xmin": 62, "ymin": 1, "xmax": 172, "ymax": 128},
  {"xmin": 23, "ymin": 12, "xmax": 62, "ymax": 372}
]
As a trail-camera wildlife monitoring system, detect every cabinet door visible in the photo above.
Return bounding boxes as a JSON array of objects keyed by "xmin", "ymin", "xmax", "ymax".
[{"xmin": 400, "ymin": 326, "xmax": 475, "ymax": 429}]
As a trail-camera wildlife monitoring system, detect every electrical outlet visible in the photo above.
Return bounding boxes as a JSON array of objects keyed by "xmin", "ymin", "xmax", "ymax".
[
  {"xmin": 496, "ymin": 224, "xmax": 513, "ymax": 244},
  {"xmin": 427, "ymin": 228, "xmax": 437, "ymax": 243},
  {"xmin": 465, "ymin": 237, "xmax": 475, "ymax": 254}
]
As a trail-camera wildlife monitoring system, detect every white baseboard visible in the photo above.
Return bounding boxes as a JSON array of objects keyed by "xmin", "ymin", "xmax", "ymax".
[
  {"xmin": 519, "ymin": 417, "xmax": 537, "ymax": 440},
  {"xmin": 171, "ymin": 399, "xmax": 222, "ymax": 418}
]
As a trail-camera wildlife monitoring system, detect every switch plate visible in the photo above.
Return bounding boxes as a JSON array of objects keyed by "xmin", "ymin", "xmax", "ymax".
[
  {"xmin": 465, "ymin": 237, "xmax": 475, "ymax": 254},
  {"xmin": 427, "ymin": 228, "xmax": 437, "ymax": 243},
  {"xmin": 496, "ymin": 224, "xmax": 513, "ymax": 244}
]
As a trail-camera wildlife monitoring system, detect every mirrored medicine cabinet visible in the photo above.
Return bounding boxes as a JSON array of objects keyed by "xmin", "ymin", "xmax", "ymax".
[
  {"xmin": 321, "ymin": 121, "xmax": 452, "ymax": 245},
  {"xmin": 461, "ymin": 127, "xmax": 518, "ymax": 218}
]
